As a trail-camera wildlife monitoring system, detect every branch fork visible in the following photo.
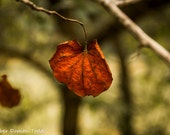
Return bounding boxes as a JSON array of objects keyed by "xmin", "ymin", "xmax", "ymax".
[{"xmin": 95, "ymin": 0, "xmax": 170, "ymax": 66}]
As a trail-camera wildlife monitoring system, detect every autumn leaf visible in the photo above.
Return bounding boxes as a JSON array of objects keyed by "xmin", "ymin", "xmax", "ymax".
[
  {"xmin": 49, "ymin": 40, "xmax": 113, "ymax": 97},
  {"xmin": 0, "ymin": 75, "xmax": 21, "ymax": 108}
]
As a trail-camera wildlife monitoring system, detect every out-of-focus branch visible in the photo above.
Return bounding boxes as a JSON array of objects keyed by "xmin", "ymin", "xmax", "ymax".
[
  {"xmin": 16, "ymin": 0, "xmax": 87, "ymax": 43},
  {"xmin": 95, "ymin": 0, "xmax": 170, "ymax": 66},
  {"xmin": 0, "ymin": 46, "xmax": 56, "ymax": 85}
]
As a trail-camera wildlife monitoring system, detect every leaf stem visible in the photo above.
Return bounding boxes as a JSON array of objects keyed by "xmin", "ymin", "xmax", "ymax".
[{"xmin": 16, "ymin": 0, "xmax": 88, "ymax": 45}]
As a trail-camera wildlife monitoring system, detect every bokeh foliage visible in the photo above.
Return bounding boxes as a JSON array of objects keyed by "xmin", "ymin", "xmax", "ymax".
[{"xmin": 0, "ymin": 0, "xmax": 170, "ymax": 135}]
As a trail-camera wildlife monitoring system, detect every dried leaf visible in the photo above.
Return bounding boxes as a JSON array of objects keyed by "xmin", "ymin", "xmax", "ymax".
[
  {"xmin": 0, "ymin": 75, "xmax": 21, "ymax": 108},
  {"xmin": 49, "ymin": 40, "xmax": 113, "ymax": 97}
]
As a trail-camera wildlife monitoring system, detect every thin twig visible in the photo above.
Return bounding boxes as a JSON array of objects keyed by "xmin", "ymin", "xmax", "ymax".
[
  {"xmin": 95, "ymin": 0, "xmax": 170, "ymax": 66},
  {"xmin": 16, "ymin": 0, "xmax": 87, "ymax": 44}
]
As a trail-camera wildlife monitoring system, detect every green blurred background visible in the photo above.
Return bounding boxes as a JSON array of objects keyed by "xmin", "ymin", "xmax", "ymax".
[{"xmin": 0, "ymin": 0, "xmax": 170, "ymax": 135}]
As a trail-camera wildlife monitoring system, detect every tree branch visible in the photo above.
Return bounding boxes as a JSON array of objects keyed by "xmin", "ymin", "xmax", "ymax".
[
  {"xmin": 16, "ymin": 0, "xmax": 87, "ymax": 43},
  {"xmin": 115, "ymin": 0, "xmax": 142, "ymax": 7},
  {"xmin": 95, "ymin": 0, "xmax": 170, "ymax": 66}
]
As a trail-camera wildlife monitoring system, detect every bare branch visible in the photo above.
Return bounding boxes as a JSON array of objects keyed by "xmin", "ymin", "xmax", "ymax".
[
  {"xmin": 95, "ymin": 0, "xmax": 170, "ymax": 66},
  {"xmin": 16, "ymin": 0, "xmax": 87, "ymax": 43},
  {"xmin": 115, "ymin": 0, "xmax": 142, "ymax": 6}
]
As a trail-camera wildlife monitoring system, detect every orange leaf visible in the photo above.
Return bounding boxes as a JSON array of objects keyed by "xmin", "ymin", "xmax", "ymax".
[
  {"xmin": 0, "ymin": 75, "xmax": 21, "ymax": 108},
  {"xmin": 49, "ymin": 40, "xmax": 113, "ymax": 97}
]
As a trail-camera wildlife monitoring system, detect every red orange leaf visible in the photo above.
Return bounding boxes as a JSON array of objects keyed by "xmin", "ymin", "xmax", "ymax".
[
  {"xmin": 49, "ymin": 40, "xmax": 113, "ymax": 97},
  {"xmin": 0, "ymin": 75, "xmax": 21, "ymax": 108}
]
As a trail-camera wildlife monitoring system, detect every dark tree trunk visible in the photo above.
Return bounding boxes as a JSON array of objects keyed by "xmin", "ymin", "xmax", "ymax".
[
  {"xmin": 60, "ymin": 85, "xmax": 81, "ymax": 135},
  {"xmin": 114, "ymin": 36, "xmax": 134, "ymax": 135}
]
